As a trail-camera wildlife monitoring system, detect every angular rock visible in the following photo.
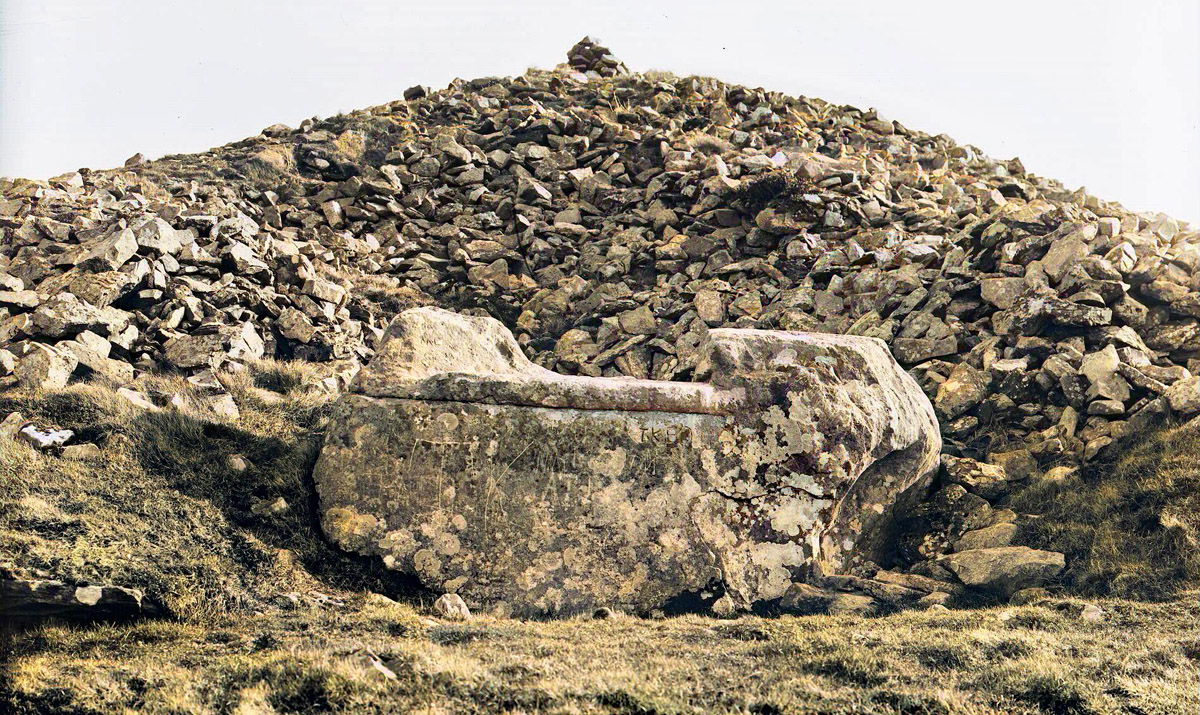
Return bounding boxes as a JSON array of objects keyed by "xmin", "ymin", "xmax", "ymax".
[
  {"xmin": 694, "ymin": 289, "xmax": 726, "ymax": 326},
  {"xmin": 935, "ymin": 362, "xmax": 990, "ymax": 420},
  {"xmin": 941, "ymin": 456, "xmax": 1012, "ymax": 502},
  {"xmin": 76, "ymin": 228, "xmax": 138, "ymax": 272},
  {"xmin": 432, "ymin": 593, "xmax": 471, "ymax": 621},
  {"xmin": 1164, "ymin": 376, "xmax": 1200, "ymax": 417},
  {"xmin": 31, "ymin": 294, "xmax": 131, "ymax": 339},
  {"xmin": 132, "ymin": 217, "xmax": 184, "ymax": 255},
  {"xmin": 17, "ymin": 423, "xmax": 74, "ymax": 450},
  {"xmin": 980, "ymin": 277, "xmax": 1025, "ymax": 310},
  {"xmin": 278, "ymin": 307, "xmax": 317, "ymax": 343},
  {"xmin": 15, "ymin": 343, "xmax": 78, "ymax": 390},
  {"xmin": 940, "ymin": 546, "xmax": 1065, "ymax": 597},
  {"xmin": 954, "ymin": 523, "xmax": 1017, "ymax": 552}
]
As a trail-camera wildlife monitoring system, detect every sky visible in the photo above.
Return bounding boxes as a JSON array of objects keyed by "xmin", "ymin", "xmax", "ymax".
[{"xmin": 1, "ymin": 0, "xmax": 1197, "ymax": 224}]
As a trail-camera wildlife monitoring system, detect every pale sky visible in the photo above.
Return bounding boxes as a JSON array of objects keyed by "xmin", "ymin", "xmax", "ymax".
[{"xmin": 2, "ymin": 0, "xmax": 1197, "ymax": 224}]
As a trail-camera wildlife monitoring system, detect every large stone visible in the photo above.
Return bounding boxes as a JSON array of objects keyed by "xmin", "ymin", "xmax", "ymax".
[
  {"xmin": 132, "ymin": 217, "xmax": 185, "ymax": 255},
  {"xmin": 15, "ymin": 343, "xmax": 78, "ymax": 390},
  {"xmin": 940, "ymin": 546, "xmax": 1065, "ymax": 597},
  {"xmin": 315, "ymin": 307, "xmax": 941, "ymax": 616},
  {"xmin": 979, "ymin": 277, "xmax": 1025, "ymax": 310},
  {"xmin": 31, "ymin": 294, "xmax": 132, "ymax": 339},
  {"xmin": 694, "ymin": 290, "xmax": 726, "ymax": 326},
  {"xmin": 1165, "ymin": 376, "xmax": 1200, "ymax": 417},
  {"xmin": 0, "ymin": 578, "xmax": 152, "ymax": 619},
  {"xmin": 954, "ymin": 523, "xmax": 1017, "ymax": 552},
  {"xmin": 162, "ymin": 322, "xmax": 264, "ymax": 369},
  {"xmin": 76, "ymin": 227, "xmax": 138, "ymax": 272}
]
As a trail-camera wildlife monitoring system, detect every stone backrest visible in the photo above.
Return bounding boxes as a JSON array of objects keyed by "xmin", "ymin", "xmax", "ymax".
[{"xmin": 351, "ymin": 306, "xmax": 909, "ymax": 417}]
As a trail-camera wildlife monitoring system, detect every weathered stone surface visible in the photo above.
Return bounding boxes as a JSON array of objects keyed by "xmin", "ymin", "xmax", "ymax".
[
  {"xmin": 17, "ymin": 423, "xmax": 74, "ymax": 450},
  {"xmin": 163, "ymin": 322, "xmax": 264, "ymax": 369},
  {"xmin": 1165, "ymin": 377, "xmax": 1200, "ymax": 417},
  {"xmin": 315, "ymin": 307, "xmax": 940, "ymax": 616},
  {"xmin": 31, "ymin": 294, "xmax": 131, "ymax": 339},
  {"xmin": 895, "ymin": 484, "xmax": 995, "ymax": 564},
  {"xmin": 980, "ymin": 277, "xmax": 1025, "ymax": 310},
  {"xmin": 0, "ymin": 578, "xmax": 153, "ymax": 619},
  {"xmin": 132, "ymin": 217, "xmax": 185, "ymax": 255},
  {"xmin": 940, "ymin": 546, "xmax": 1065, "ymax": 597},
  {"xmin": 954, "ymin": 523, "xmax": 1017, "ymax": 552},
  {"xmin": 76, "ymin": 227, "xmax": 138, "ymax": 272},
  {"xmin": 432, "ymin": 593, "xmax": 471, "ymax": 621},
  {"xmin": 941, "ymin": 456, "xmax": 1012, "ymax": 502},
  {"xmin": 935, "ymin": 363, "xmax": 990, "ymax": 420},
  {"xmin": 15, "ymin": 343, "xmax": 78, "ymax": 390}
]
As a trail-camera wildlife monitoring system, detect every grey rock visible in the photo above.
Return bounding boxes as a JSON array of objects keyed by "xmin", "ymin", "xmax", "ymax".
[
  {"xmin": 17, "ymin": 424, "xmax": 74, "ymax": 450},
  {"xmin": 15, "ymin": 343, "xmax": 78, "ymax": 390},
  {"xmin": 941, "ymin": 456, "xmax": 1012, "ymax": 502},
  {"xmin": 954, "ymin": 523, "xmax": 1017, "ymax": 552},
  {"xmin": 316, "ymin": 307, "xmax": 940, "ymax": 615},
  {"xmin": 77, "ymin": 228, "xmax": 138, "ymax": 272},
  {"xmin": 941, "ymin": 546, "xmax": 1065, "ymax": 597},
  {"xmin": 432, "ymin": 593, "xmax": 471, "ymax": 621},
  {"xmin": 935, "ymin": 362, "xmax": 990, "ymax": 420}
]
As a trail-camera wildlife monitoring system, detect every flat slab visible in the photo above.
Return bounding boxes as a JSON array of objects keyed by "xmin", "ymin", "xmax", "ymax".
[{"xmin": 317, "ymin": 393, "xmax": 732, "ymax": 616}]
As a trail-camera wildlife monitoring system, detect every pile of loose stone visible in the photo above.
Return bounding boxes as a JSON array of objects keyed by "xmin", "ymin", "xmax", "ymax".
[{"xmin": 2, "ymin": 38, "xmax": 1197, "ymax": 603}]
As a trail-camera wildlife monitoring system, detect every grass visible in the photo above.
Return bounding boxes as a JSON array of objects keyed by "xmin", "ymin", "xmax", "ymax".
[
  {"xmin": 1011, "ymin": 418, "xmax": 1200, "ymax": 600},
  {"xmin": 0, "ymin": 370, "xmax": 1197, "ymax": 713},
  {"xmin": 2, "ymin": 595, "xmax": 1195, "ymax": 713},
  {"xmin": 0, "ymin": 363, "xmax": 419, "ymax": 622}
]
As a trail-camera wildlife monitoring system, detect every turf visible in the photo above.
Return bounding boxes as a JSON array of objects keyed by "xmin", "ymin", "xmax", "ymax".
[{"xmin": 0, "ymin": 369, "xmax": 1197, "ymax": 713}]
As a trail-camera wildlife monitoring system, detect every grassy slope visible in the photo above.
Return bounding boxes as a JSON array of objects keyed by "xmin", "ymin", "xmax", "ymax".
[
  {"xmin": 4, "ymin": 595, "xmax": 1196, "ymax": 714},
  {"xmin": 0, "ymin": 366, "xmax": 419, "ymax": 621},
  {"xmin": 1013, "ymin": 421, "xmax": 1200, "ymax": 600},
  {"xmin": 1, "ymin": 370, "xmax": 1197, "ymax": 713}
]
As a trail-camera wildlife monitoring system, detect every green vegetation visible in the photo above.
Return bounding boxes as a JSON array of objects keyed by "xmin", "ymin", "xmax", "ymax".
[
  {"xmin": 0, "ymin": 363, "xmax": 417, "ymax": 621},
  {"xmin": 1, "ymin": 369, "xmax": 1197, "ymax": 713},
  {"xmin": 3, "ymin": 595, "xmax": 1195, "ymax": 713},
  {"xmin": 1012, "ymin": 419, "xmax": 1200, "ymax": 600}
]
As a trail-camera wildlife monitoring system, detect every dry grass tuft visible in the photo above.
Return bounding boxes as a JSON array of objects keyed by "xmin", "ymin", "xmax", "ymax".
[
  {"xmin": 1, "ymin": 376, "xmax": 1198, "ymax": 713},
  {"xmin": 1012, "ymin": 418, "xmax": 1200, "ymax": 599},
  {"xmin": 0, "ymin": 370, "xmax": 419, "ymax": 623},
  {"xmin": 2, "ymin": 597, "xmax": 1195, "ymax": 713}
]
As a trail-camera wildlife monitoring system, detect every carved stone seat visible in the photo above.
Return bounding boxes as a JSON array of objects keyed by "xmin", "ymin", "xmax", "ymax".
[{"xmin": 315, "ymin": 307, "xmax": 941, "ymax": 616}]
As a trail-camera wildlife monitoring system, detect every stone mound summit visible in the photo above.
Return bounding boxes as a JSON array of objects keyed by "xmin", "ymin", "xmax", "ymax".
[{"xmin": 2, "ymin": 38, "xmax": 1197, "ymax": 609}]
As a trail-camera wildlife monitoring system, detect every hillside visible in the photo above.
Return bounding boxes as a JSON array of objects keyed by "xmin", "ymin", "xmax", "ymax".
[{"xmin": 1, "ymin": 38, "xmax": 1197, "ymax": 713}]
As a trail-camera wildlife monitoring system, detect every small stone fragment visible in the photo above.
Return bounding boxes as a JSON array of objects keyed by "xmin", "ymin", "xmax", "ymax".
[{"xmin": 432, "ymin": 593, "xmax": 471, "ymax": 621}]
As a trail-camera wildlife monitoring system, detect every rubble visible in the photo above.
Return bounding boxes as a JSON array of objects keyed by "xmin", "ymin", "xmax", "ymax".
[
  {"xmin": 2, "ymin": 40, "xmax": 1192, "ymax": 477},
  {"xmin": 1, "ymin": 38, "xmax": 1196, "ymax": 604}
]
